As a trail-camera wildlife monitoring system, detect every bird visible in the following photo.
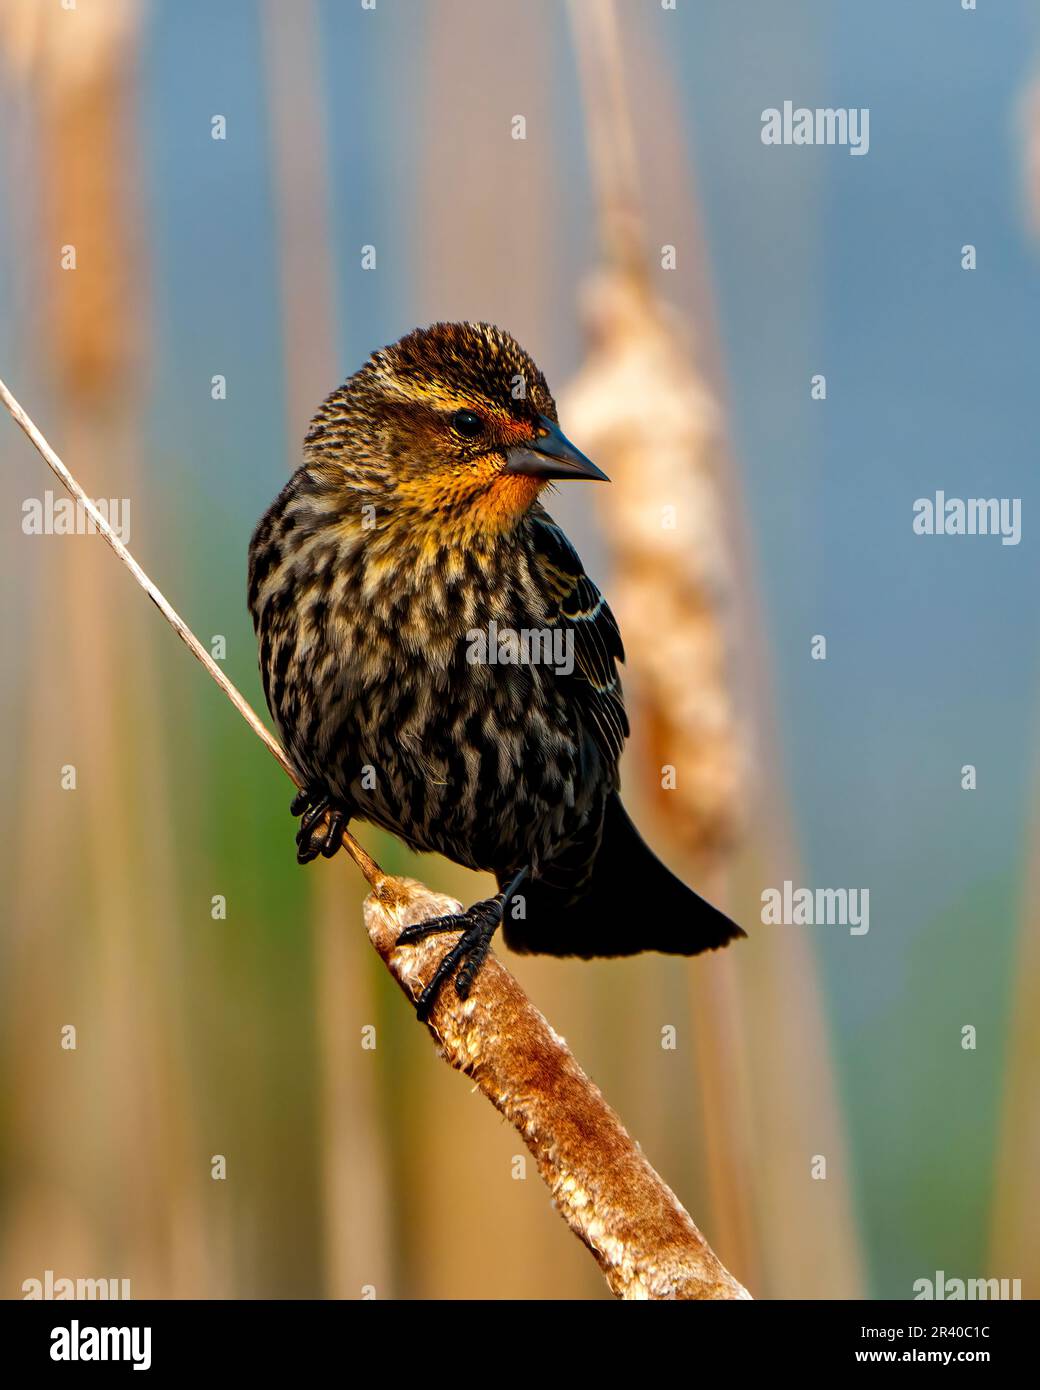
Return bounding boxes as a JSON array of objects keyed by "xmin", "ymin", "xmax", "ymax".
[{"xmin": 248, "ymin": 322, "xmax": 745, "ymax": 1019}]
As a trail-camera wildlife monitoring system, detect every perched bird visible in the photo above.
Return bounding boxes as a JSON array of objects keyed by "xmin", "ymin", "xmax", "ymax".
[{"xmin": 248, "ymin": 322, "xmax": 744, "ymax": 1019}]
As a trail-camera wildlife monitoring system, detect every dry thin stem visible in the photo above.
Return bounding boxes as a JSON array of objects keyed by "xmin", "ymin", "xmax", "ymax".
[
  {"xmin": 0, "ymin": 375, "xmax": 380, "ymax": 886},
  {"xmin": 1, "ymin": 377, "xmax": 749, "ymax": 1299},
  {"xmin": 567, "ymin": 0, "xmax": 646, "ymax": 281}
]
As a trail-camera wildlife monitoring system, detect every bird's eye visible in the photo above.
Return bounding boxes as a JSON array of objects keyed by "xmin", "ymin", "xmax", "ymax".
[{"xmin": 451, "ymin": 409, "xmax": 484, "ymax": 439}]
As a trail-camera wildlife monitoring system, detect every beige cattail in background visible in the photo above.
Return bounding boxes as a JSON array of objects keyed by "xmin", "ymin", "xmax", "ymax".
[
  {"xmin": 564, "ymin": 272, "xmax": 745, "ymax": 865},
  {"xmin": 562, "ymin": 0, "xmax": 744, "ymax": 870},
  {"xmin": 563, "ymin": 0, "xmax": 865, "ymax": 1299}
]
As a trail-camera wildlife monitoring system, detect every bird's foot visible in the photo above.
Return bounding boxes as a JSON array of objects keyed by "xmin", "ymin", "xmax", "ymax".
[
  {"xmin": 397, "ymin": 896, "xmax": 504, "ymax": 1022},
  {"xmin": 397, "ymin": 869, "xmax": 528, "ymax": 1022},
  {"xmin": 290, "ymin": 787, "xmax": 349, "ymax": 864}
]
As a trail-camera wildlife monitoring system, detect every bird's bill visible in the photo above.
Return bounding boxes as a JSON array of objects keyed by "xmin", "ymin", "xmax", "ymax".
[{"xmin": 502, "ymin": 416, "xmax": 609, "ymax": 482}]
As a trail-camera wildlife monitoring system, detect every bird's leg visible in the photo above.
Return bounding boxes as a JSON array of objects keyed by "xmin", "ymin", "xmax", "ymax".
[
  {"xmin": 291, "ymin": 787, "xmax": 350, "ymax": 864},
  {"xmin": 398, "ymin": 869, "xmax": 529, "ymax": 1022}
]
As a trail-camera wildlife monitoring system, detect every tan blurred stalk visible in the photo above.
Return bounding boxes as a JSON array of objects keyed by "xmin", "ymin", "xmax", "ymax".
[
  {"xmin": 565, "ymin": 0, "xmax": 742, "ymax": 869},
  {"xmin": 989, "ymin": 66, "xmax": 1040, "ymax": 1287},
  {"xmin": 562, "ymin": 0, "xmax": 864, "ymax": 1295},
  {"xmin": 0, "ymin": 0, "xmax": 216, "ymax": 1296},
  {"xmin": 988, "ymin": 771, "xmax": 1040, "ymax": 1286},
  {"xmin": 564, "ymin": 275, "xmax": 743, "ymax": 863},
  {"xmin": 261, "ymin": 0, "xmax": 393, "ymax": 1298}
]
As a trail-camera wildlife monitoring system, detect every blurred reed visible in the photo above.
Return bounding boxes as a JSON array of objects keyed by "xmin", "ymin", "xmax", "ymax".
[
  {"xmin": 990, "ymin": 64, "xmax": 1040, "ymax": 1290},
  {"xmin": 564, "ymin": 0, "xmax": 743, "ymax": 868},
  {"xmin": 561, "ymin": 0, "xmax": 864, "ymax": 1297},
  {"xmin": 987, "ymin": 751, "xmax": 1040, "ymax": 1289},
  {"xmin": 0, "ymin": 0, "xmax": 217, "ymax": 1297}
]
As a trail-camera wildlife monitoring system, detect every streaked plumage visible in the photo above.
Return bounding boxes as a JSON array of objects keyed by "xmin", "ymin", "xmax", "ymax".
[{"xmin": 248, "ymin": 322, "xmax": 743, "ymax": 1016}]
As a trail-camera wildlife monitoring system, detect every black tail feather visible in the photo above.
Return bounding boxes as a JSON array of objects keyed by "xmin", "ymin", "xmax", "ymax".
[{"xmin": 503, "ymin": 793, "xmax": 746, "ymax": 959}]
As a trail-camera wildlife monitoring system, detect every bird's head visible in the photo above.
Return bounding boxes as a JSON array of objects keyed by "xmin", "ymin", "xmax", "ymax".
[{"xmin": 303, "ymin": 322, "xmax": 606, "ymax": 541}]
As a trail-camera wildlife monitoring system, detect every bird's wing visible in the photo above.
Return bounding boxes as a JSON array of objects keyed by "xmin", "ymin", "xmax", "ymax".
[{"xmin": 528, "ymin": 508, "xmax": 629, "ymax": 766}]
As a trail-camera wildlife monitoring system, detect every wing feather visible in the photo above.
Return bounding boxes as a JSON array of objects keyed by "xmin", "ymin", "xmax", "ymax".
[{"xmin": 528, "ymin": 509, "xmax": 629, "ymax": 766}]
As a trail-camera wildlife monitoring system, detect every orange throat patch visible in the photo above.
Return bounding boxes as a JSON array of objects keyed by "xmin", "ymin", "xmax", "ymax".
[{"xmin": 396, "ymin": 462, "xmax": 545, "ymax": 538}]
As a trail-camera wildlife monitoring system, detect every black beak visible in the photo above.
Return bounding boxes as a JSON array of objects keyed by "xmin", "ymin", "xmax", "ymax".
[{"xmin": 503, "ymin": 416, "xmax": 609, "ymax": 482}]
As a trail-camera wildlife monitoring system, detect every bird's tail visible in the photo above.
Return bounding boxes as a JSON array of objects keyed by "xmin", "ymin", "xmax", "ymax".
[{"xmin": 503, "ymin": 793, "xmax": 746, "ymax": 959}]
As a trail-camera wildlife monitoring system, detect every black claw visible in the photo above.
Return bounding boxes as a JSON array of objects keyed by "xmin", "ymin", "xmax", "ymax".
[
  {"xmin": 320, "ymin": 809, "xmax": 345, "ymax": 858},
  {"xmin": 454, "ymin": 943, "xmax": 489, "ymax": 1000},
  {"xmin": 415, "ymin": 933, "xmax": 477, "ymax": 1023},
  {"xmin": 298, "ymin": 796, "xmax": 330, "ymax": 835},
  {"xmin": 397, "ymin": 913, "xmax": 467, "ymax": 946},
  {"xmin": 401, "ymin": 897, "xmax": 506, "ymax": 1022},
  {"xmin": 402, "ymin": 869, "xmax": 530, "ymax": 1021},
  {"xmin": 290, "ymin": 788, "xmax": 350, "ymax": 865}
]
